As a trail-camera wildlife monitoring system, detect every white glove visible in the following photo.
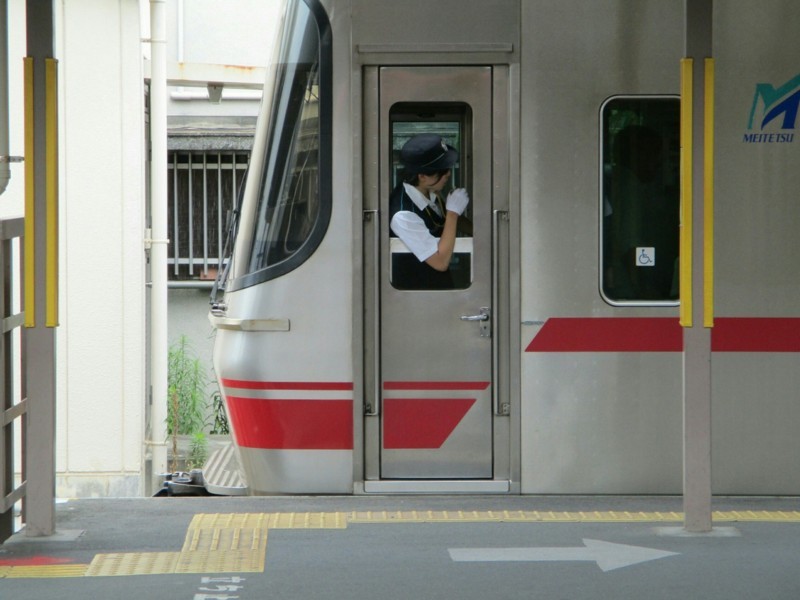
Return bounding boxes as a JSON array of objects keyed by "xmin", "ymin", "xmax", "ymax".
[{"xmin": 445, "ymin": 188, "xmax": 470, "ymax": 215}]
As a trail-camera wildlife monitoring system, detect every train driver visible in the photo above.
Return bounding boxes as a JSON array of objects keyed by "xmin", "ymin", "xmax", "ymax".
[{"xmin": 389, "ymin": 134, "xmax": 471, "ymax": 289}]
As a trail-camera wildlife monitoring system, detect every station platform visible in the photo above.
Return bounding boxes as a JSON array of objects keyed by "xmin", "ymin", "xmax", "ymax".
[{"xmin": 0, "ymin": 494, "xmax": 798, "ymax": 599}]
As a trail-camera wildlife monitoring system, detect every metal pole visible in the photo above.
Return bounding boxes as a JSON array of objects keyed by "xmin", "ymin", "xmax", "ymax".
[
  {"xmin": 682, "ymin": 0, "xmax": 713, "ymax": 533},
  {"xmin": 24, "ymin": 0, "xmax": 56, "ymax": 537},
  {"xmin": 148, "ymin": 0, "xmax": 169, "ymax": 488},
  {"xmin": 0, "ymin": 0, "xmax": 11, "ymax": 195},
  {"xmin": 0, "ymin": 0, "xmax": 9, "ymax": 543}
]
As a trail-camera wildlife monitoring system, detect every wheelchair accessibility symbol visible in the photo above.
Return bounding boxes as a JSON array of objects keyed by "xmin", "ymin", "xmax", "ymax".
[{"xmin": 636, "ymin": 247, "xmax": 656, "ymax": 267}]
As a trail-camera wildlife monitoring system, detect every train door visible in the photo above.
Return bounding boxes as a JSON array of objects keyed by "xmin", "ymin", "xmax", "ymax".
[{"xmin": 364, "ymin": 66, "xmax": 506, "ymax": 486}]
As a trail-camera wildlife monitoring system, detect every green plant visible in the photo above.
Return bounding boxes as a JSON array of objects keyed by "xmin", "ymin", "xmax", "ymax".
[
  {"xmin": 187, "ymin": 432, "xmax": 209, "ymax": 469},
  {"xmin": 167, "ymin": 335, "xmax": 209, "ymax": 436},
  {"xmin": 209, "ymin": 390, "xmax": 230, "ymax": 435},
  {"xmin": 167, "ymin": 336, "xmax": 211, "ymax": 472}
]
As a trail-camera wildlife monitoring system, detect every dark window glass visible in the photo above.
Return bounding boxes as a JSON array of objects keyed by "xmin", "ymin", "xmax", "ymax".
[{"xmin": 601, "ymin": 97, "xmax": 680, "ymax": 304}]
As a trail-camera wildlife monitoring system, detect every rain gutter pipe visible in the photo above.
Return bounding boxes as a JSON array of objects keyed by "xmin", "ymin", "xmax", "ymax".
[
  {"xmin": 0, "ymin": 0, "xmax": 12, "ymax": 196},
  {"xmin": 147, "ymin": 0, "xmax": 169, "ymax": 488}
]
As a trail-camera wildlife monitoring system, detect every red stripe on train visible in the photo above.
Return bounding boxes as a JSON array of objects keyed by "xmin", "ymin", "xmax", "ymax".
[
  {"xmin": 525, "ymin": 317, "xmax": 800, "ymax": 352},
  {"xmin": 221, "ymin": 379, "xmax": 353, "ymax": 391},
  {"xmin": 712, "ymin": 318, "xmax": 800, "ymax": 352},
  {"xmin": 383, "ymin": 398, "xmax": 476, "ymax": 449},
  {"xmin": 525, "ymin": 317, "xmax": 682, "ymax": 352},
  {"xmin": 383, "ymin": 381, "xmax": 490, "ymax": 391},
  {"xmin": 225, "ymin": 397, "xmax": 353, "ymax": 450}
]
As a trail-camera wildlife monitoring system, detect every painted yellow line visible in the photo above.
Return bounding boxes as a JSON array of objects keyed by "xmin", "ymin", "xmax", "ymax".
[{"xmin": 3, "ymin": 509, "xmax": 799, "ymax": 578}]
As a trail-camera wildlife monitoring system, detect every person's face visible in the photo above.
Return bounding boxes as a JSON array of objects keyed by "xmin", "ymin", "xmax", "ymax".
[{"xmin": 417, "ymin": 169, "xmax": 451, "ymax": 193}]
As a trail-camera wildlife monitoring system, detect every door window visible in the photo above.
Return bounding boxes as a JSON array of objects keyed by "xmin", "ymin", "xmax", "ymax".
[{"xmin": 388, "ymin": 104, "xmax": 473, "ymax": 291}]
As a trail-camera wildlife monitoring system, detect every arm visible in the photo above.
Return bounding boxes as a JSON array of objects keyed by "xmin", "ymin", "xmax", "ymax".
[
  {"xmin": 424, "ymin": 188, "xmax": 470, "ymax": 270},
  {"xmin": 388, "ymin": 188, "xmax": 470, "ymax": 271},
  {"xmin": 424, "ymin": 211, "xmax": 459, "ymax": 271}
]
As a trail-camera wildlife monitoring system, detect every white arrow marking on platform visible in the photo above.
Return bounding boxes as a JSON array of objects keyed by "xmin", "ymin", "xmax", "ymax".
[{"xmin": 449, "ymin": 539, "xmax": 679, "ymax": 572}]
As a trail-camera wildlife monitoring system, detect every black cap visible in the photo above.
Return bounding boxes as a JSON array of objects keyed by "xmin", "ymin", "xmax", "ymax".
[{"xmin": 400, "ymin": 134, "xmax": 459, "ymax": 174}]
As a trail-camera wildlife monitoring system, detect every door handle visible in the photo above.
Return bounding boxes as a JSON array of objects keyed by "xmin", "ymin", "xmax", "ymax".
[
  {"xmin": 460, "ymin": 307, "xmax": 491, "ymax": 337},
  {"xmin": 460, "ymin": 311, "xmax": 490, "ymax": 322}
]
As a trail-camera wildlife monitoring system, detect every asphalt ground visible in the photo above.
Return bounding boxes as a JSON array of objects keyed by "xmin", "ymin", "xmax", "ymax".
[{"xmin": 0, "ymin": 495, "xmax": 799, "ymax": 600}]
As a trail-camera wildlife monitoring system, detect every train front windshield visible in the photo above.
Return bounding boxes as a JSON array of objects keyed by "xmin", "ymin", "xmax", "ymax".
[{"xmin": 230, "ymin": 0, "xmax": 331, "ymax": 291}]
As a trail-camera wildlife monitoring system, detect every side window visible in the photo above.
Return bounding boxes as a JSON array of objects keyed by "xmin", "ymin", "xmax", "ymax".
[
  {"xmin": 388, "ymin": 104, "xmax": 473, "ymax": 291},
  {"xmin": 230, "ymin": 0, "xmax": 332, "ymax": 290},
  {"xmin": 600, "ymin": 97, "xmax": 680, "ymax": 304}
]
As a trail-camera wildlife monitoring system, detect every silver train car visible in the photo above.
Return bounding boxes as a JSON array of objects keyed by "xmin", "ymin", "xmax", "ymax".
[{"xmin": 210, "ymin": 0, "xmax": 800, "ymax": 495}]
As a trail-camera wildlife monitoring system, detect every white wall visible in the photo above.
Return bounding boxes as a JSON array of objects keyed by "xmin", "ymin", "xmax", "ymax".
[
  {"xmin": 6, "ymin": 0, "xmax": 146, "ymax": 497},
  {"xmin": 2, "ymin": 1, "xmax": 25, "ymax": 219},
  {"xmin": 165, "ymin": 0, "xmax": 278, "ymax": 116},
  {"xmin": 171, "ymin": 0, "xmax": 279, "ymax": 67},
  {"xmin": 54, "ymin": 0, "xmax": 146, "ymax": 497},
  {"xmin": 3, "ymin": 0, "xmax": 282, "ymax": 498}
]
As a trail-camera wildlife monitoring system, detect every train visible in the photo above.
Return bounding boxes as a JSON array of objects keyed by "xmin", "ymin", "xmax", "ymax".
[{"xmin": 209, "ymin": 0, "xmax": 800, "ymax": 495}]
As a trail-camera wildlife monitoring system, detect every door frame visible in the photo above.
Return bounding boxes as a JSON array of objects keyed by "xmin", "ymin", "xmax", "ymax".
[{"xmin": 361, "ymin": 64, "xmax": 516, "ymax": 493}]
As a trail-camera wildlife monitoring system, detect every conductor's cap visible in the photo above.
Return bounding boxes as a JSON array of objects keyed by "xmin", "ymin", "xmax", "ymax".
[{"xmin": 400, "ymin": 134, "xmax": 459, "ymax": 174}]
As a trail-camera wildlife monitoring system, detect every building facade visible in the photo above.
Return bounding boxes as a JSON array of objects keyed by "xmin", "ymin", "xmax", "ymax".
[{"xmin": 3, "ymin": 0, "xmax": 276, "ymax": 496}]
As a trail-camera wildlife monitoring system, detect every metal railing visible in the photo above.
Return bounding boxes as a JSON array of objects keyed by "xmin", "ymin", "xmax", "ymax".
[
  {"xmin": 0, "ymin": 217, "xmax": 26, "ymax": 543},
  {"xmin": 168, "ymin": 151, "xmax": 248, "ymax": 287}
]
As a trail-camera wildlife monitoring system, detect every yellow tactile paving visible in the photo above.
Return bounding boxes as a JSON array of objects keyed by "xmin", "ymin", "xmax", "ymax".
[
  {"xmin": 348, "ymin": 510, "xmax": 681, "ymax": 523},
  {"xmin": 188, "ymin": 511, "xmax": 347, "ymax": 530},
  {"xmin": 4, "ymin": 564, "xmax": 89, "ymax": 578},
  {"xmin": 713, "ymin": 510, "xmax": 800, "ymax": 522},
  {"xmin": 85, "ymin": 513, "xmax": 273, "ymax": 576},
  {"xmin": 174, "ymin": 513, "xmax": 269, "ymax": 573},
  {"xmin": 266, "ymin": 511, "xmax": 348, "ymax": 529},
  {"xmin": 85, "ymin": 552, "xmax": 179, "ymax": 577},
  {"xmin": 3, "ymin": 509, "xmax": 799, "ymax": 579},
  {"xmin": 347, "ymin": 510, "xmax": 800, "ymax": 523}
]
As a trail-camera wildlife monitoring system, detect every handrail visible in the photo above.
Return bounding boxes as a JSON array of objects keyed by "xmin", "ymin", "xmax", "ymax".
[
  {"xmin": 492, "ymin": 210, "xmax": 509, "ymax": 415},
  {"xmin": 0, "ymin": 217, "xmax": 27, "ymax": 542},
  {"xmin": 363, "ymin": 209, "xmax": 380, "ymax": 417}
]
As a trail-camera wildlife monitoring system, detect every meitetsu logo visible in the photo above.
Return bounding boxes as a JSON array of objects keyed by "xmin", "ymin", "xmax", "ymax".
[{"xmin": 744, "ymin": 72, "xmax": 800, "ymax": 143}]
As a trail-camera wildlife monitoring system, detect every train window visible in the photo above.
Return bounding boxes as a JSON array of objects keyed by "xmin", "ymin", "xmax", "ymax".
[
  {"xmin": 229, "ymin": 0, "xmax": 331, "ymax": 290},
  {"xmin": 600, "ymin": 96, "xmax": 680, "ymax": 305},
  {"xmin": 388, "ymin": 105, "xmax": 473, "ymax": 290}
]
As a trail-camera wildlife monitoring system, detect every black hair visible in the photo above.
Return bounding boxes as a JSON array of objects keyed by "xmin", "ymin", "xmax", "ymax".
[{"xmin": 402, "ymin": 168, "xmax": 451, "ymax": 186}]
